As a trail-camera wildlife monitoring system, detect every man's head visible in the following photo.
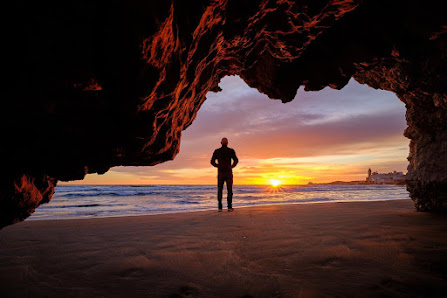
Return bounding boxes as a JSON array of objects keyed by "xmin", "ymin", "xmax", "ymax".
[{"xmin": 221, "ymin": 137, "xmax": 228, "ymax": 146}]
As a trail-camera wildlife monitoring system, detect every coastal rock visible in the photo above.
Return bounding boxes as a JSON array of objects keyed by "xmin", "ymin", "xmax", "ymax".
[
  {"xmin": 1, "ymin": 0, "xmax": 447, "ymax": 227},
  {"xmin": 0, "ymin": 172, "xmax": 56, "ymax": 227}
]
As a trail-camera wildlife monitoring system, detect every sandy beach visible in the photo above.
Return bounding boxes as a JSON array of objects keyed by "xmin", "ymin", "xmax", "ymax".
[{"xmin": 1, "ymin": 200, "xmax": 447, "ymax": 297}]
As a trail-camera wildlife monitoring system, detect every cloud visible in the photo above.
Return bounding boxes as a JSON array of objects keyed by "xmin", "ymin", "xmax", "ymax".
[{"xmin": 180, "ymin": 76, "xmax": 407, "ymax": 158}]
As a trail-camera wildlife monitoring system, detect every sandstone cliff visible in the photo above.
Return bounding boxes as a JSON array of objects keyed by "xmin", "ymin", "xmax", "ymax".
[{"xmin": 1, "ymin": 0, "xmax": 446, "ymax": 227}]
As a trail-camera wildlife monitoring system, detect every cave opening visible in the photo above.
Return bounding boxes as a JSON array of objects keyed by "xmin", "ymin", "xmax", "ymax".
[
  {"xmin": 2, "ymin": 3, "xmax": 447, "ymax": 295},
  {"xmin": 30, "ymin": 75, "xmax": 411, "ymax": 220},
  {"xmin": 62, "ymin": 75, "xmax": 409, "ymax": 186}
]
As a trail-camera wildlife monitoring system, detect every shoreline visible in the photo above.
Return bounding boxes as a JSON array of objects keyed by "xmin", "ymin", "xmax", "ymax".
[
  {"xmin": 2, "ymin": 199, "xmax": 447, "ymax": 297},
  {"xmin": 27, "ymin": 197, "xmax": 410, "ymax": 222}
]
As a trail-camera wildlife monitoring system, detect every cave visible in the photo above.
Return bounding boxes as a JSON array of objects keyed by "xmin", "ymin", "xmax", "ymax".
[{"xmin": 1, "ymin": 0, "xmax": 446, "ymax": 228}]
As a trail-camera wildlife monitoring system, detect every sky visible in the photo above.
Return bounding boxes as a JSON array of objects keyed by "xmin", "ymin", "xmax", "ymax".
[{"xmin": 63, "ymin": 76, "xmax": 409, "ymax": 185}]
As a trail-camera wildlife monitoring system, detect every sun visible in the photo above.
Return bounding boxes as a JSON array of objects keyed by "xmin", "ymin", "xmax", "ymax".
[{"xmin": 270, "ymin": 179, "xmax": 281, "ymax": 187}]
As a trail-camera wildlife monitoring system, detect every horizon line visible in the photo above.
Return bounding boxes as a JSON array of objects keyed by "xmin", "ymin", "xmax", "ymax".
[{"xmin": 57, "ymin": 181, "xmax": 368, "ymax": 187}]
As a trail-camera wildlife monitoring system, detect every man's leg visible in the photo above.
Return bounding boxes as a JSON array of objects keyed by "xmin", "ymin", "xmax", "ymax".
[
  {"xmin": 226, "ymin": 173, "xmax": 233, "ymax": 209},
  {"xmin": 217, "ymin": 174, "xmax": 224, "ymax": 210}
]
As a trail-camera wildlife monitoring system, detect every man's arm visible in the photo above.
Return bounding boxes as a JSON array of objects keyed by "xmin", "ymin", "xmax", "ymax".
[
  {"xmin": 211, "ymin": 150, "xmax": 218, "ymax": 167},
  {"xmin": 231, "ymin": 150, "xmax": 239, "ymax": 168}
]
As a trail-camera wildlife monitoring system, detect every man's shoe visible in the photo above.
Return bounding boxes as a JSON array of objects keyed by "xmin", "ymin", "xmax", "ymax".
[
  {"xmin": 218, "ymin": 209, "xmax": 222, "ymax": 212},
  {"xmin": 228, "ymin": 208, "xmax": 234, "ymax": 212}
]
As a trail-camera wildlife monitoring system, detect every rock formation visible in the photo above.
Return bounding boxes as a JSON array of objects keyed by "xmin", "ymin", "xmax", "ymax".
[{"xmin": 1, "ymin": 0, "xmax": 446, "ymax": 227}]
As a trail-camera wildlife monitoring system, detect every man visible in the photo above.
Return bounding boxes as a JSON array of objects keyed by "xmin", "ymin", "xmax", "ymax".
[{"xmin": 210, "ymin": 137, "xmax": 239, "ymax": 212}]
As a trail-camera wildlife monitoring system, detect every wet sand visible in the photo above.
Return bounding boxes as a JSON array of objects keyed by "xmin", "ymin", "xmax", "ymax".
[{"xmin": 1, "ymin": 200, "xmax": 447, "ymax": 297}]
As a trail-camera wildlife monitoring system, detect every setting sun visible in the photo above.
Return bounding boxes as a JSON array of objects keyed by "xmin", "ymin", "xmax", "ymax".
[{"xmin": 270, "ymin": 179, "xmax": 281, "ymax": 187}]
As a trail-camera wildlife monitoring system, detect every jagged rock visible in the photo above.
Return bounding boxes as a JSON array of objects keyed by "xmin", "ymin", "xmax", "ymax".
[
  {"xmin": 1, "ymin": 0, "xmax": 447, "ymax": 227},
  {"xmin": 0, "ymin": 172, "xmax": 56, "ymax": 227}
]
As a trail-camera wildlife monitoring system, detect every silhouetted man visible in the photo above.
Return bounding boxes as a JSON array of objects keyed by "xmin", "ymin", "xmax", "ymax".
[{"xmin": 211, "ymin": 137, "xmax": 239, "ymax": 212}]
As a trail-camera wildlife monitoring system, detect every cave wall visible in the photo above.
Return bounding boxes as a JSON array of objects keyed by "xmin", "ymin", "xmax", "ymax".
[{"xmin": 1, "ymin": 0, "xmax": 446, "ymax": 227}]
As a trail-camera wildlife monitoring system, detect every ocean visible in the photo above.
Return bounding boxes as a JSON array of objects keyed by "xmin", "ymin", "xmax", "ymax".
[{"xmin": 29, "ymin": 184, "xmax": 410, "ymax": 220}]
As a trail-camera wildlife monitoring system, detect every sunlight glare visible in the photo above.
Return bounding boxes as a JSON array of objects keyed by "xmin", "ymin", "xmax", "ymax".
[{"xmin": 270, "ymin": 179, "xmax": 281, "ymax": 187}]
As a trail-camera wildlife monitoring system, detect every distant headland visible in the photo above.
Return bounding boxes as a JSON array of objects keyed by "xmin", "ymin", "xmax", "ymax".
[{"xmin": 308, "ymin": 168, "xmax": 406, "ymax": 186}]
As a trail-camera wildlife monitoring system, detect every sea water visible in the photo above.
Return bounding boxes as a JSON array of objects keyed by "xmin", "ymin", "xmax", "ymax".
[{"xmin": 29, "ymin": 184, "xmax": 410, "ymax": 220}]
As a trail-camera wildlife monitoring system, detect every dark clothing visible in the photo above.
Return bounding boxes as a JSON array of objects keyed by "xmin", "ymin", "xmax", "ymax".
[
  {"xmin": 210, "ymin": 145, "xmax": 238, "ymax": 174},
  {"xmin": 218, "ymin": 172, "xmax": 233, "ymax": 209},
  {"xmin": 211, "ymin": 145, "xmax": 238, "ymax": 209}
]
